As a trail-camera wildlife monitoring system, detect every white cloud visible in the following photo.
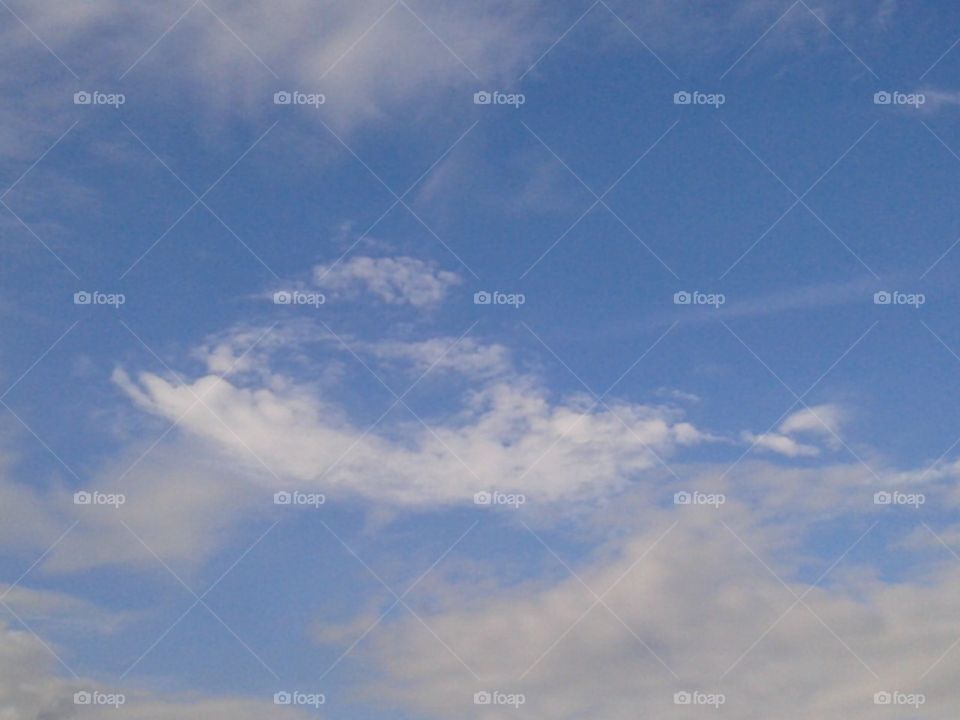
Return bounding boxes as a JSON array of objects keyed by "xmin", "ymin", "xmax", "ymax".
[
  {"xmin": 0, "ymin": 586, "xmax": 131, "ymax": 636},
  {"xmin": 104, "ymin": 326, "xmax": 713, "ymax": 510},
  {"xmin": 90, "ymin": 696, "xmax": 315, "ymax": 720},
  {"xmin": 778, "ymin": 404, "xmax": 844, "ymax": 437},
  {"xmin": 312, "ymin": 256, "xmax": 462, "ymax": 307},
  {"xmin": 0, "ymin": 621, "xmax": 72, "ymax": 720},
  {"xmin": 345, "ymin": 515, "xmax": 960, "ymax": 719},
  {"xmin": 0, "ymin": 619, "xmax": 315, "ymax": 719},
  {"xmin": 364, "ymin": 337, "xmax": 512, "ymax": 378},
  {"xmin": 0, "ymin": 442, "xmax": 266, "ymax": 574},
  {"xmin": 3, "ymin": 0, "xmax": 546, "ymax": 132},
  {"xmin": 919, "ymin": 88, "xmax": 960, "ymax": 113},
  {"xmin": 741, "ymin": 431, "xmax": 821, "ymax": 458},
  {"xmin": 742, "ymin": 405, "xmax": 847, "ymax": 457},
  {"xmin": 113, "ymin": 364, "xmax": 707, "ymax": 507},
  {"xmin": 653, "ymin": 387, "xmax": 702, "ymax": 404}
]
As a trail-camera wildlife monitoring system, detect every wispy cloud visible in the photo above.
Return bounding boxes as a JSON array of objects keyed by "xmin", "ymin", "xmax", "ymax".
[{"xmin": 312, "ymin": 255, "xmax": 462, "ymax": 308}]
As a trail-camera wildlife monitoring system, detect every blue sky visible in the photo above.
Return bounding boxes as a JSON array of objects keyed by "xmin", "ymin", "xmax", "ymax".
[{"xmin": 2, "ymin": 1, "xmax": 960, "ymax": 718}]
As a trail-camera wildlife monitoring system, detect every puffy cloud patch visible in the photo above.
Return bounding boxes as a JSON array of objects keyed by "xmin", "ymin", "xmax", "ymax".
[{"xmin": 346, "ymin": 516, "xmax": 960, "ymax": 719}]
